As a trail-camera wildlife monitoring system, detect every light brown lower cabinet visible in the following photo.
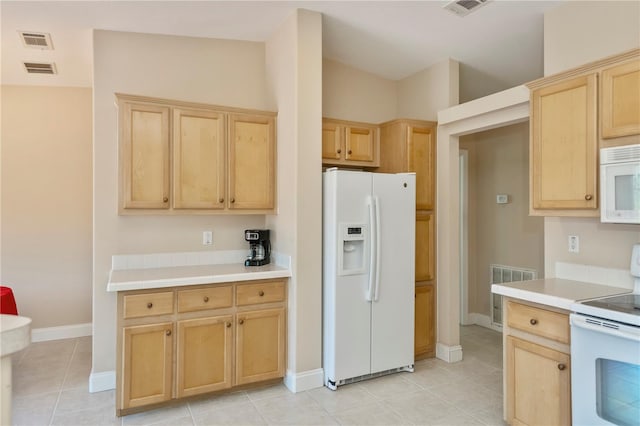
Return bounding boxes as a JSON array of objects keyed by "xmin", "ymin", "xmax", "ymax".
[
  {"xmin": 414, "ymin": 284, "xmax": 435, "ymax": 359},
  {"xmin": 122, "ymin": 323, "xmax": 173, "ymax": 409},
  {"xmin": 176, "ymin": 315, "xmax": 233, "ymax": 398},
  {"xmin": 504, "ymin": 299, "xmax": 571, "ymax": 426},
  {"xmin": 236, "ymin": 308, "xmax": 286, "ymax": 385},
  {"xmin": 116, "ymin": 279, "xmax": 286, "ymax": 416}
]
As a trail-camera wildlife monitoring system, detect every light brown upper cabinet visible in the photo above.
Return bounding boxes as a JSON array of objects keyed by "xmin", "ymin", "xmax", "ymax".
[
  {"xmin": 527, "ymin": 49, "xmax": 640, "ymax": 216},
  {"xmin": 530, "ymin": 74, "xmax": 598, "ymax": 212},
  {"xmin": 228, "ymin": 114, "xmax": 275, "ymax": 210},
  {"xmin": 119, "ymin": 102, "xmax": 170, "ymax": 210},
  {"xmin": 117, "ymin": 94, "xmax": 276, "ymax": 214},
  {"xmin": 379, "ymin": 119, "xmax": 437, "ymax": 210},
  {"xmin": 321, "ymin": 118, "xmax": 379, "ymax": 167},
  {"xmin": 601, "ymin": 58, "xmax": 640, "ymax": 139},
  {"xmin": 173, "ymin": 108, "xmax": 226, "ymax": 210}
]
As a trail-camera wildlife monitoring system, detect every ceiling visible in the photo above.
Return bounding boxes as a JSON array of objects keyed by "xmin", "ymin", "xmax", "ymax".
[{"xmin": 1, "ymin": 0, "xmax": 564, "ymax": 101}]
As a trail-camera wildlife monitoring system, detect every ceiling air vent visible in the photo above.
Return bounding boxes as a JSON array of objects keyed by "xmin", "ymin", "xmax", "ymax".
[
  {"xmin": 23, "ymin": 62, "xmax": 57, "ymax": 75},
  {"xmin": 443, "ymin": 0, "xmax": 491, "ymax": 17},
  {"xmin": 19, "ymin": 31, "xmax": 53, "ymax": 49}
]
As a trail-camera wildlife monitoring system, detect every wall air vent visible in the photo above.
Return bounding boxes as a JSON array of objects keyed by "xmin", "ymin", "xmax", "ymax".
[
  {"xmin": 19, "ymin": 31, "xmax": 53, "ymax": 49},
  {"xmin": 23, "ymin": 62, "xmax": 57, "ymax": 75},
  {"xmin": 443, "ymin": 0, "xmax": 491, "ymax": 17}
]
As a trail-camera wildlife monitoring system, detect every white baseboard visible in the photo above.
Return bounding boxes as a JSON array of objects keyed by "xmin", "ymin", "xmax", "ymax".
[
  {"xmin": 31, "ymin": 322, "xmax": 92, "ymax": 342},
  {"xmin": 89, "ymin": 370, "xmax": 116, "ymax": 393},
  {"xmin": 436, "ymin": 343, "xmax": 463, "ymax": 363},
  {"xmin": 468, "ymin": 313, "xmax": 503, "ymax": 333},
  {"xmin": 283, "ymin": 368, "xmax": 324, "ymax": 393}
]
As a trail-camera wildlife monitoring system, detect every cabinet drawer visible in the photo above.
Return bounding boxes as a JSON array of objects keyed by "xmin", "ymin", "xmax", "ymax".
[
  {"xmin": 236, "ymin": 281, "xmax": 285, "ymax": 306},
  {"xmin": 507, "ymin": 301, "xmax": 569, "ymax": 344},
  {"xmin": 177, "ymin": 286, "xmax": 233, "ymax": 313},
  {"xmin": 123, "ymin": 292, "xmax": 174, "ymax": 319}
]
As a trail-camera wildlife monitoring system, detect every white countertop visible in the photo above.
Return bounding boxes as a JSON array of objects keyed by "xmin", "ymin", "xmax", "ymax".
[
  {"xmin": 107, "ymin": 262, "xmax": 291, "ymax": 292},
  {"xmin": 491, "ymin": 278, "xmax": 631, "ymax": 311}
]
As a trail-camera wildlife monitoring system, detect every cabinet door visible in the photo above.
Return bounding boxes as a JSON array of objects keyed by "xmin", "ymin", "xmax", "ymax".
[
  {"xmin": 228, "ymin": 114, "xmax": 275, "ymax": 210},
  {"xmin": 122, "ymin": 322, "xmax": 173, "ymax": 409},
  {"xmin": 507, "ymin": 336, "xmax": 571, "ymax": 426},
  {"xmin": 176, "ymin": 315, "xmax": 232, "ymax": 398},
  {"xmin": 531, "ymin": 74, "xmax": 598, "ymax": 210},
  {"xmin": 322, "ymin": 120, "xmax": 342, "ymax": 161},
  {"xmin": 173, "ymin": 108, "xmax": 226, "ymax": 209},
  {"xmin": 236, "ymin": 308, "xmax": 285, "ymax": 385},
  {"xmin": 345, "ymin": 126, "xmax": 376, "ymax": 163},
  {"xmin": 414, "ymin": 284, "xmax": 435, "ymax": 358},
  {"xmin": 120, "ymin": 102, "xmax": 170, "ymax": 209},
  {"xmin": 601, "ymin": 59, "xmax": 640, "ymax": 139},
  {"xmin": 415, "ymin": 212, "xmax": 435, "ymax": 282},
  {"xmin": 407, "ymin": 126, "xmax": 436, "ymax": 210}
]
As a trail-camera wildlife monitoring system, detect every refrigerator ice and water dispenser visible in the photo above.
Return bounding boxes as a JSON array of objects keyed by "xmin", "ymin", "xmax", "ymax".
[{"xmin": 338, "ymin": 224, "xmax": 366, "ymax": 275}]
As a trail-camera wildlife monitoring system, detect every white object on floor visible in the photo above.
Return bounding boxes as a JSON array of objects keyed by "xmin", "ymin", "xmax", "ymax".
[{"xmin": 1, "ymin": 314, "xmax": 32, "ymax": 425}]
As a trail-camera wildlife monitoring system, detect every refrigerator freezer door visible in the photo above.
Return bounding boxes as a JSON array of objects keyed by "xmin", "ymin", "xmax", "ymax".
[
  {"xmin": 323, "ymin": 170, "xmax": 372, "ymax": 383},
  {"xmin": 370, "ymin": 173, "xmax": 416, "ymax": 374}
]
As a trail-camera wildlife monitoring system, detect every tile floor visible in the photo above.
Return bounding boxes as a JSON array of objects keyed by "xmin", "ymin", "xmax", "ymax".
[{"xmin": 11, "ymin": 325, "xmax": 505, "ymax": 426}]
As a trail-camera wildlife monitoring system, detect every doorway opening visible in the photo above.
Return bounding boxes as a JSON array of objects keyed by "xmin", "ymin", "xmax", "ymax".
[{"xmin": 457, "ymin": 123, "xmax": 544, "ymax": 332}]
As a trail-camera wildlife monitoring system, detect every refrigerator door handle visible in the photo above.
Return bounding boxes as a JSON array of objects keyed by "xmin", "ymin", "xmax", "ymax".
[
  {"xmin": 373, "ymin": 195, "xmax": 381, "ymax": 302},
  {"xmin": 366, "ymin": 196, "xmax": 376, "ymax": 302}
]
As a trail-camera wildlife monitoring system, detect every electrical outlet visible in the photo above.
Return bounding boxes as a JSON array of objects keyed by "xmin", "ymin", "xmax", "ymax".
[
  {"xmin": 202, "ymin": 231, "xmax": 213, "ymax": 246},
  {"xmin": 568, "ymin": 235, "xmax": 579, "ymax": 253}
]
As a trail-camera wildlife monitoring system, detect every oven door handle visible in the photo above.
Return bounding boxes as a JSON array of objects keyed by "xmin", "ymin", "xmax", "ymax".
[{"xmin": 571, "ymin": 315, "xmax": 640, "ymax": 343}]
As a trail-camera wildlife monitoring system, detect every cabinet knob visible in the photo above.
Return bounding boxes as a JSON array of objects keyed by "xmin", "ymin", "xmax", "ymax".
[
  {"xmin": 163, "ymin": 197, "xmax": 169, "ymax": 203},
  {"xmin": 147, "ymin": 302, "xmax": 153, "ymax": 309},
  {"xmin": 529, "ymin": 318, "xmax": 538, "ymax": 325},
  {"xmin": 219, "ymin": 198, "xmax": 224, "ymax": 203},
  {"xmin": 259, "ymin": 290, "xmax": 265, "ymax": 297},
  {"xmin": 348, "ymin": 150, "xmax": 352, "ymax": 155},
  {"xmin": 230, "ymin": 198, "xmax": 235, "ymax": 204},
  {"xmin": 585, "ymin": 194, "xmax": 593, "ymax": 201},
  {"xmin": 337, "ymin": 149, "xmax": 341, "ymax": 154},
  {"xmin": 558, "ymin": 363, "xmax": 566, "ymax": 371},
  {"xmin": 239, "ymin": 319, "xmax": 244, "ymax": 325},
  {"xmin": 226, "ymin": 322, "xmax": 231, "ymax": 328},
  {"xmin": 165, "ymin": 329, "xmax": 172, "ymax": 336},
  {"xmin": 203, "ymin": 296, "xmax": 209, "ymax": 303}
]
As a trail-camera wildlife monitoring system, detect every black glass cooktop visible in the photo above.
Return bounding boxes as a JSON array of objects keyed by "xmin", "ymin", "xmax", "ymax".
[{"xmin": 582, "ymin": 294, "xmax": 640, "ymax": 316}]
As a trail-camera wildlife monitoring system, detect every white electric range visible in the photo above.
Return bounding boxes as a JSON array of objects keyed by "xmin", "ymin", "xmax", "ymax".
[{"xmin": 570, "ymin": 244, "xmax": 640, "ymax": 426}]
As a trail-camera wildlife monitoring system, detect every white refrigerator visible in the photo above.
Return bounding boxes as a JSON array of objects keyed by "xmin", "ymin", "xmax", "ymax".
[{"xmin": 323, "ymin": 169, "xmax": 415, "ymax": 390}]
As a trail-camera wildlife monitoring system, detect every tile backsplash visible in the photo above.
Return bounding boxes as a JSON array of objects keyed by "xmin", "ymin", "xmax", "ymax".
[{"xmin": 555, "ymin": 262, "xmax": 634, "ymax": 289}]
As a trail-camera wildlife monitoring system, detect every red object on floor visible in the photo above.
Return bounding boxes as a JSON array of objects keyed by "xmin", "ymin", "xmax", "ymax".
[{"xmin": 0, "ymin": 286, "xmax": 18, "ymax": 315}]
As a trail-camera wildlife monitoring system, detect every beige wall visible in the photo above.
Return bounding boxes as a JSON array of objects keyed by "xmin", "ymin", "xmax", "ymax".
[
  {"xmin": 543, "ymin": 1, "xmax": 640, "ymax": 276},
  {"xmin": 544, "ymin": 1, "xmax": 640, "ymax": 76},
  {"xmin": 322, "ymin": 59, "xmax": 397, "ymax": 123},
  {"xmin": 460, "ymin": 123, "xmax": 544, "ymax": 315},
  {"xmin": 397, "ymin": 59, "xmax": 460, "ymax": 121},
  {"xmin": 1, "ymin": 85, "xmax": 92, "ymax": 328},
  {"xmin": 265, "ymin": 9, "xmax": 323, "ymax": 379},
  {"xmin": 92, "ymin": 31, "xmax": 269, "ymax": 375},
  {"xmin": 323, "ymin": 58, "xmax": 459, "ymax": 123}
]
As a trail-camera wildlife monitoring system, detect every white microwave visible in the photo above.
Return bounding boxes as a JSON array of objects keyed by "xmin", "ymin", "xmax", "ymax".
[{"xmin": 600, "ymin": 144, "xmax": 640, "ymax": 224}]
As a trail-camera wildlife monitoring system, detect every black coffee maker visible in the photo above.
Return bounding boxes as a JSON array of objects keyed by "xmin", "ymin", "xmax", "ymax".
[{"xmin": 244, "ymin": 229, "xmax": 271, "ymax": 266}]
